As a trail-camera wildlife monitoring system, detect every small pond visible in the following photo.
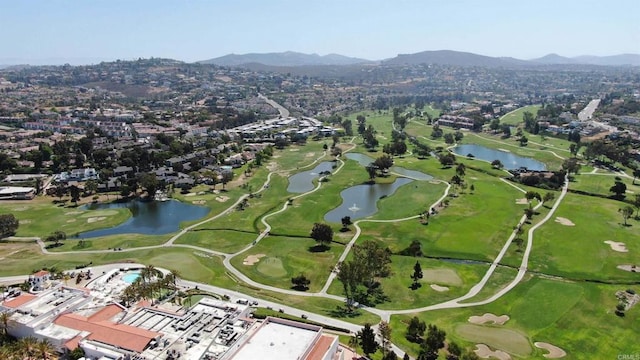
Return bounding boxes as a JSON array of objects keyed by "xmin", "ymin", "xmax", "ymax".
[
  {"xmin": 324, "ymin": 177, "xmax": 413, "ymax": 222},
  {"xmin": 76, "ymin": 199, "xmax": 210, "ymax": 238},
  {"xmin": 345, "ymin": 153, "xmax": 433, "ymax": 180},
  {"xmin": 452, "ymin": 144, "xmax": 546, "ymax": 171},
  {"xmin": 287, "ymin": 161, "xmax": 334, "ymax": 193}
]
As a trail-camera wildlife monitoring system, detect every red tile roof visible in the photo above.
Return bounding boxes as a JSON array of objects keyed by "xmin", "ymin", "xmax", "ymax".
[
  {"xmin": 304, "ymin": 334, "xmax": 336, "ymax": 360},
  {"xmin": 54, "ymin": 311, "xmax": 159, "ymax": 353},
  {"xmin": 64, "ymin": 335, "xmax": 83, "ymax": 350},
  {"xmin": 2, "ymin": 294, "xmax": 37, "ymax": 308},
  {"xmin": 33, "ymin": 270, "xmax": 50, "ymax": 277},
  {"xmin": 88, "ymin": 304, "xmax": 123, "ymax": 322}
]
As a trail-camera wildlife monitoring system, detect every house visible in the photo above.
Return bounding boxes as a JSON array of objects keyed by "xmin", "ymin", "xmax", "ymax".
[
  {"xmin": 113, "ymin": 166, "xmax": 135, "ymax": 179},
  {"xmin": 28, "ymin": 270, "xmax": 51, "ymax": 291}
]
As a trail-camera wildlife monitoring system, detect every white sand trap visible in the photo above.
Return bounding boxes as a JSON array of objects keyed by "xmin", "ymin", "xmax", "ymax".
[
  {"xmin": 192, "ymin": 200, "xmax": 206, "ymax": 205},
  {"xmin": 604, "ymin": 241, "xmax": 628, "ymax": 253},
  {"xmin": 498, "ymin": 148, "xmax": 511, "ymax": 153},
  {"xmin": 19, "ymin": 219, "xmax": 32, "ymax": 224},
  {"xmin": 535, "ymin": 342, "xmax": 566, "ymax": 358},
  {"xmin": 184, "ymin": 193, "xmax": 196, "ymax": 197},
  {"xmin": 242, "ymin": 254, "xmax": 266, "ymax": 265},
  {"xmin": 468, "ymin": 313, "xmax": 510, "ymax": 325},
  {"xmin": 87, "ymin": 217, "xmax": 106, "ymax": 223},
  {"xmin": 66, "ymin": 219, "xmax": 76, "ymax": 223},
  {"xmin": 65, "ymin": 211, "xmax": 83, "ymax": 215},
  {"xmin": 215, "ymin": 196, "xmax": 230, "ymax": 202},
  {"xmin": 617, "ymin": 264, "xmax": 639, "ymax": 272},
  {"xmin": 305, "ymin": 152, "xmax": 315, "ymax": 157},
  {"xmin": 289, "ymin": 149, "xmax": 300, "ymax": 152},
  {"xmin": 555, "ymin": 217, "xmax": 575, "ymax": 226},
  {"xmin": 430, "ymin": 284, "xmax": 449, "ymax": 292},
  {"xmin": 515, "ymin": 198, "xmax": 529, "ymax": 205},
  {"xmin": 474, "ymin": 344, "xmax": 511, "ymax": 360}
]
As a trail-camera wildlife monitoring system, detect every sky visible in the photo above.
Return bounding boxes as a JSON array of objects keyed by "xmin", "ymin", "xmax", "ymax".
[{"xmin": 1, "ymin": 0, "xmax": 639, "ymax": 65}]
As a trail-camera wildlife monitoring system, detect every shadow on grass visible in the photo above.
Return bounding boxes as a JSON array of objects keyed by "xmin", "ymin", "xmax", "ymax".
[
  {"xmin": 327, "ymin": 305, "xmax": 363, "ymax": 319},
  {"xmin": 308, "ymin": 244, "xmax": 330, "ymax": 253}
]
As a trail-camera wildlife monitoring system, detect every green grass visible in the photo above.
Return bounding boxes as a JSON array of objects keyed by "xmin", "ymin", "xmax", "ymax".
[
  {"xmin": 456, "ymin": 324, "xmax": 532, "ymax": 356},
  {"xmin": 47, "ymin": 233, "xmax": 168, "ymax": 252},
  {"xmin": 175, "ymin": 229, "xmax": 258, "ymax": 253},
  {"xmin": 229, "ymin": 236, "xmax": 343, "ymax": 292},
  {"xmin": 3, "ymin": 198, "xmax": 130, "ymax": 238},
  {"xmin": 529, "ymin": 192, "xmax": 640, "ymax": 281},
  {"xmin": 570, "ymin": 172, "xmax": 640, "ymax": 197},
  {"xmin": 500, "ymin": 105, "xmax": 541, "ymax": 126}
]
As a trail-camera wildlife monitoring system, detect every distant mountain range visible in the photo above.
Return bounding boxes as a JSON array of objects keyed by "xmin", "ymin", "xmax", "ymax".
[
  {"xmin": 198, "ymin": 51, "xmax": 371, "ymax": 67},
  {"xmin": 199, "ymin": 50, "xmax": 640, "ymax": 68}
]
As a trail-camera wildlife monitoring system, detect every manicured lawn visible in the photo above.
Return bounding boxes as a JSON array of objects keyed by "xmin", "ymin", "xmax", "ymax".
[
  {"xmin": 499, "ymin": 105, "xmax": 541, "ymax": 126},
  {"xmin": 229, "ymin": 236, "xmax": 343, "ymax": 292},
  {"xmin": 2, "ymin": 198, "xmax": 130, "ymax": 238},
  {"xmin": 390, "ymin": 276, "xmax": 640, "ymax": 359},
  {"xmin": 570, "ymin": 172, "xmax": 640, "ymax": 197},
  {"xmin": 529, "ymin": 192, "xmax": 640, "ymax": 281},
  {"xmin": 175, "ymin": 229, "xmax": 258, "ymax": 254},
  {"xmin": 47, "ymin": 233, "xmax": 168, "ymax": 251}
]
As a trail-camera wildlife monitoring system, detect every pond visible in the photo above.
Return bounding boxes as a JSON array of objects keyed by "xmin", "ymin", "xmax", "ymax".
[
  {"xmin": 287, "ymin": 161, "xmax": 334, "ymax": 193},
  {"xmin": 452, "ymin": 144, "xmax": 546, "ymax": 171},
  {"xmin": 324, "ymin": 177, "xmax": 413, "ymax": 223},
  {"xmin": 76, "ymin": 199, "xmax": 210, "ymax": 238},
  {"xmin": 345, "ymin": 153, "xmax": 434, "ymax": 180}
]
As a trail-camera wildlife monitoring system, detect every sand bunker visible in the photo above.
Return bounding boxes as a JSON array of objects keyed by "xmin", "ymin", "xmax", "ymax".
[
  {"xmin": 19, "ymin": 219, "xmax": 32, "ymax": 224},
  {"xmin": 289, "ymin": 149, "xmax": 300, "ymax": 152},
  {"xmin": 430, "ymin": 284, "xmax": 449, "ymax": 292},
  {"xmin": 515, "ymin": 198, "xmax": 529, "ymax": 205},
  {"xmin": 474, "ymin": 344, "xmax": 511, "ymax": 360},
  {"xmin": 184, "ymin": 193, "xmax": 196, "ymax": 197},
  {"xmin": 87, "ymin": 217, "xmax": 106, "ymax": 223},
  {"xmin": 242, "ymin": 254, "xmax": 266, "ymax": 265},
  {"xmin": 498, "ymin": 148, "xmax": 511, "ymax": 153},
  {"xmin": 604, "ymin": 240, "xmax": 628, "ymax": 253},
  {"xmin": 66, "ymin": 219, "xmax": 76, "ymax": 223},
  {"xmin": 554, "ymin": 217, "xmax": 575, "ymax": 226},
  {"xmin": 617, "ymin": 264, "xmax": 639, "ymax": 273},
  {"xmin": 65, "ymin": 211, "xmax": 83, "ymax": 215},
  {"xmin": 215, "ymin": 196, "xmax": 229, "ymax": 202},
  {"xmin": 535, "ymin": 342, "xmax": 566, "ymax": 358},
  {"xmin": 468, "ymin": 313, "xmax": 510, "ymax": 325},
  {"xmin": 192, "ymin": 200, "xmax": 206, "ymax": 205}
]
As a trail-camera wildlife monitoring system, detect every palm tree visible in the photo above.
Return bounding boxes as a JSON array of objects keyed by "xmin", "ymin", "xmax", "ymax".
[
  {"xmin": 0, "ymin": 311, "xmax": 9, "ymax": 336},
  {"xmin": 16, "ymin": 336, "xmax": 39, "ymax": 359},
  {"xmin": 0, "ymin": 346, "xmax": 15, "ymax": 360},
  {"xmin": 35, "ymin": 338, "xmax": 55, "ymax": 359}
]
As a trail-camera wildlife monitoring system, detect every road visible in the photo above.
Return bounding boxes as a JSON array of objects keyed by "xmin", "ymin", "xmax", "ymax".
[
  {"xmin": 578, "ymin": 99, "xmax": 600, "ymax": 121},
  {"xmin": 258, "ymin": 93, "xmax": 290, "ymax": 118},
  {"xmin": 1, "ymin": 97, "xmax": 575, "ymax": 358}
]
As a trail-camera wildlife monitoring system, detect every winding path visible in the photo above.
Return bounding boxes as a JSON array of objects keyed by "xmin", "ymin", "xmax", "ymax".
[{"xmin": 3, "ymin": 101, "xmax": 577, "ymax": 358}]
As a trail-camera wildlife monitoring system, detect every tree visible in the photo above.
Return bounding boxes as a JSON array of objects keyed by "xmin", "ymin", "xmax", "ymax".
[
  {"xmin": 633, "ymin": 169, "xmax": 640, "ymax": 185},
  {"xmin": 438, "ymin": 153, "xmax": 456, "ymax": 167},
  {"xmin": 519, "ymin": 135, "xmax": 528, "ymax": 146},
  {"xmin": 418, "ymin": 324, "xmax": 446, "ymax": 360},
  {"xmin": 55, "ymin": 184, "xmax": 67, "ymax": 201},
  {"xmin": 411, "ymin": 261, "xmax": 423, "ymax": 289},
  {"xmin": 562, "ymin": 158, "xmax": 581, "ymax": 175},
  {"xmin": 69, "ymin": 185, "xmax": 81, "ymax": 205},
  {"xmin": 139, "ymin": 172, "xmax": 159, "ymax": 198},
  {"xmin": 404, "ymin": 353, "xmax": 411, "ymax": 360},
  {"xmin": 366, "ymin": 164, "xmax": 378, "ymax": 182},
  {"xmin": 310, "ymin": 223, "xmax": 333, "ymax": 247},
  {"xmin": 0, "ymin": 214, "xmax": 19, "ymax": 238},
  {"xmin": 374, "ymin": 155, "xmax": 394, "ymax": 172},
  {"xmin": 455, "ymin": 163, "xmax": 466, "ymax": 177},
  {"xmin": 525, "ymin": 191, "xmax": 541, "ymax": 202},
  {"xmin": 454, "ymin": 130, "xmax": 464, "ymax": 142},
  {"xmin": 46, "ymin": 230, "xmax": 67, "ymax": 246},
  {"xmin": 406, "ymin": 316, "xmax": 426, "ymax": 343},
  {"xmin": 543, "ymin": 192, "xmax": 555, "ymax": 204},
  {"xmin": 443, "ymin": 133, "xmax": 455, "ymax": 144},
  {"xmin": 447, "ymin": 342, "xmax": 462, "ymax": 360},
  {"xmin": 634, "ymin": 194, "xmax": 640, "ymax": 218},
  {"xmin": 378, "ymin": 321, "xmax": 392, "ymax": 355},
  {"xmin": 341, "ymin": 216, "xmax": 352, "ymax": 231},
  {"xmin": 491, "ymin": 159, "xmax": 503, "ymax": 169},
  {"xmin": 291, "ymin": 274, "xmax": 311, "ymax": 291},
  {"xmin": 619, "ymin": 206, "xmax": 634, "ymax": 226},
  {"xmin": 358, "ymin": 323, "xmax": 378, "ymax": 356},
  {"xmin": 35, "ymin": 338, "xmax": 55, "ymax": 360},
  {"xmin": 610, "ymin": 180, "xmax": 627, "ymax": 199},
  {"xmin": 383, "ymin": 351, "xmax": 399, "ymax": 360},
  {"xmin": 221, "ymin": 171, "xmax": 233, "ymax": 190}
]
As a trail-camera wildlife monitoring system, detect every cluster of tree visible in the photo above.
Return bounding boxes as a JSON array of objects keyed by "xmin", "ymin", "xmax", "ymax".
[
  {"xmin": 409, "ymin": 138, "xmax": 432, "ymax": 159},
  {"xmin": 0, "ymin": 333, "xmax": 60, "ymax": 360},
  {"xmin": 0, "ymin": 214, "xmax": 19, "ymax": 238},
  {"xmin": 44, "ymin": 230, "xmax": 67, "ymax": 247},
  {"xmin": 443, "ymin": 131, "xmax": 464, "ymax": 145},
  {"xmin": 310, "ymin": 223, "xmax": 333, "ymax": 249},
  {"xmin": 514, "ymin": 171, "xmax": 566, "ymax": 190},
  {"xmin": 337, "ymin": 240, "xmax": 392, "ymax": 307},
  {"xmin": 366, "ymin": 154, "xmax": 395, "ymax": 182},
  {"xmin": 291, "ymin": 273, "xmax": 311, "ymax": 291},
  {"xmin": 120, "ymin": 265, "xmax": 179, "ymax": 306},
  {"xmin": 406, "ymin": 317, "xmax": 480, "ymax": 360}
]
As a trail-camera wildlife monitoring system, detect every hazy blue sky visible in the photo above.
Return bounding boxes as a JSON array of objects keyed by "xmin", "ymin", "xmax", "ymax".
[{"xmin": 1, "ymin": 0, "xmax": 638, "ymax": 64}]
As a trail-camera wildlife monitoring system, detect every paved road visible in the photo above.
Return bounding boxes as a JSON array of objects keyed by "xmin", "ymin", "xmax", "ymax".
[
  {"xmin": 258, "ymin": 93, "xmax": 290, "ymax": 118},
  {"xmin": 578, "ymin": 99, "xmax": 600, "ymax": 121}
]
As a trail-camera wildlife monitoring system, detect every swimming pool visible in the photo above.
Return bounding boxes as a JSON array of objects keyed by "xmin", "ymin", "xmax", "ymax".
[{"xmin": 122, "ymin": 271, "xmax": 141, "ymax": 284}]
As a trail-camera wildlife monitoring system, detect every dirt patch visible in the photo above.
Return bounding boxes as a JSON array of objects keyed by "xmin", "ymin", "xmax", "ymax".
[
  {"xmin": 474, "ymin": 344, "xmax": 511, "ymax": 360},
  {"xmin": 243, "ymin": 254, "xmax": 266, "ymax": 265},
  {"xmin": 468, "ymin": 313, "xmax": 510, "ymax": 325},
  {"xmin": 215, "ymin": 196, "xmax": 229, "ymax": 203},
  {"xmin": 554, "ymin": 217, "xmax": 574, "ymax": 226},
  {"xmin": 604, "ymin": 240, "xmax": 628, "ymax": 253},
  {"xmin": 192, "ymin": 200, "xmax": 206, "ymax": 205},
  {"xmin": 87, "ymin": 217, "xmax": 106, "ymax": 223},
  {"xmin": 305, "ymin": 152, "xmax": 315, "ymax": 157},
  {"xmin": 534, "ymin": 342, "xmax": 566, "ymax": 358},
  {"xmin": 515, "ymin": 198, "xmax": 529, "ymax": 205},
  {"xmin": 430, "ymin": 284, "xmax": 449, "ymax": 292},
  {"xmin": 617, "ymin": 264, "xmax": 639, "ymax": 273}
]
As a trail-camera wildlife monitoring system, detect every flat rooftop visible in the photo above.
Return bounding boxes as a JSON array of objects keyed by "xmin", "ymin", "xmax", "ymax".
[{"xmin": 230, "ymin": 318, "xmax": 320, "ymax": 360}]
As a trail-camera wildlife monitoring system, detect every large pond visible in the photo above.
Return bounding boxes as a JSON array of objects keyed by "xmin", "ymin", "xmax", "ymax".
[
  {"xmin": 345, "ymin": 153, "xmax": 434, "ymax": 180},
  {"xmin": 324, "ymin": 177, "xmax": 413, "ymax": 222},
  {"xmin": 287, "ymin": 161, "xmax": 334, "ymax": 193},
  {"xmin": 452, "ymin": 144, "xmax": 546, "ymax": 171},
  {"xmin": 76, "ymin": 199, "xmax": 210, "ymax": 238}
]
